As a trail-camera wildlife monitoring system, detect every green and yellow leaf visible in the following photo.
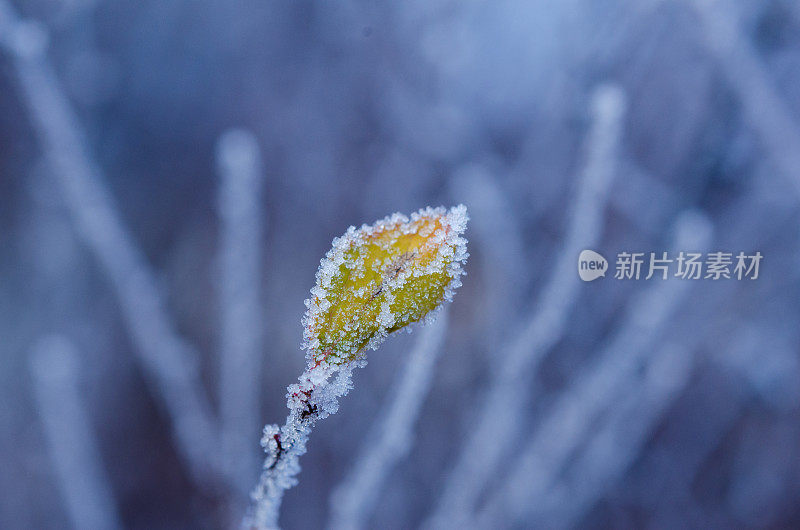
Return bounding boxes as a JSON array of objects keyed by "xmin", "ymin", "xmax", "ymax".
[{"xmin": 302, "ymin": 205, "xmax": 469, "ymax": 365}]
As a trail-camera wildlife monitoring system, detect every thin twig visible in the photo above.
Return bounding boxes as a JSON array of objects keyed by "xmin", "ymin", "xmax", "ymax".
[
  {"xmin": 690, "ymin": 0, "xmax": 800, "ymax": 197},
  {"xmin": 216, "ymin": 129, "xmax": 267, "ymax": 497},
  {"xmin": 474, "ymin": 210, "xmax": 713, "ymax": 528},
  {"xmin": 30, "ymin": 336, "xmax": 123, "ymax": 530},
  {"xmin": 327, "ymin": 312, "xmax": 449, "ymax": 530},
  {"xmin": 0, "ymin": 3, "xmax": 219, "ymax": 487},
  {"xmin": 495, "ymin": 279, "xmax": 740, "ymax": 528},
  {"xmin": 423, "ymin": 84, "xmax": 626, "ymax": 529},
  {"xmin": 246, "ymin": 362, "xmax": 359, "ymax": 530},
  {"xmin": 549, "ymin": 318, "xmax": 758, "ymax": 529},
  {"xmin": 540, "ymin": 341, "xmax": 696, "ymax": 529}
]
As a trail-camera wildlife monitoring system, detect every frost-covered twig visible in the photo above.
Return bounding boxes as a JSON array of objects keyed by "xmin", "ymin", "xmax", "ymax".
[
  {"xmin": 327, "ymin": 311, "xmax": 449, "ymax": 530},
  {"xmin": 690, "ymin": 0, "xmax": 800, "ymax": 197},
  {"xmin": 536, "ymin": 280, "xmax": 742, "ymax": 529},
  {"xmin": 246, "ymin": 206, "xmax": 469, "ymax": 529},
  {"xmin": 528, "ymin": 341, "xmax": 695, "ymax": 530},
  {"xmin": 640, "ymin": 327, "xmax": 753, "ymax": 528},
  {"xmin": 0, "ymin": 3, "xmax": 219, "ymax": 486},
  {"xmin": 247, "ymin": 363, "xmax": 359, "ymax": 530},
  {"xmin": 544, "ymin": 307, "xmax": 745, "ymax": 529},
  {"xmin": 30, "ymin": 336, "xmax": 123, "ymax": 530},
  {"xmin": 216, "ymin": 129, "xmax": 267, "ymax": 496},
  {"xmin": 424, "ymin": 84, "xmax": 626, "ymax": 529},
  {"xmin": 475, "ymin": 210, "xmax": 712, "ymax": 528}
]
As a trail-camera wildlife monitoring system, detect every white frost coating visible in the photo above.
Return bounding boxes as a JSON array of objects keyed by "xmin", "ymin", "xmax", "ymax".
[
  {"xmin": 245, "ymin": 364, "xmax": 358, "ymax": 530},
  {"xmin": 424, "ymin": 85, "xmax": 626, "ymax": 530},
  {"xmin": 475, "ymin": 210, "xmax": 712, "ymax": 528},
  {"xmin": 217, "ymin": 129, "xmax": 267, "ymax": 498},
  {"xmin": 327, "ymin": 311, "xmax": 449, "ymax": 530},
  {"xmin": 246, "ymin": 206, "xmax": 468, "ymax": 530},
  {"xmin": 0, "ymin": 1, "xmax": 219, "ymax": 488},
  {"xmin": 30, "ymin": 336, "xmax": 123, "ymax": 530},
  {"xmin": 244, "ymin": 361, "xmax": 363, "ymax": 530}
]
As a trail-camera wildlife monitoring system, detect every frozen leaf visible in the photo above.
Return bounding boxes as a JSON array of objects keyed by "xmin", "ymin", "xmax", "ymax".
[
  {"xmin": 248, "ymin": 206, "xmax": 468, "ymax": 528},
  {"xmin": 302, "ymin": 205, "xmax": 469, "ymax": 365}
]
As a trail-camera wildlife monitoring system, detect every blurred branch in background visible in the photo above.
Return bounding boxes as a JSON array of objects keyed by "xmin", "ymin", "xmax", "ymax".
[
  {"xmin": 327, "ymin": 311, "xmax": 449, "ymax": 530},
  {"xmin": 216, "ymin": 129, "xmax": 267, "ymax": 500},
  {"xmin": 542, "ymin": 341, "xmax": 696, "ymax": 529},
  {"xmin": 30, "ymin": 336, "xmax": 123, "ymax": 530},
  {"xmin": 633, "ymin": 363, "xmax": 745, "ymax": 529},
  {"xmin": 2, "ymin": 0, "xmax": 800, "ymax": 528},
  {"xmin": 690, "ymin": 0, "xmax": 800, "ymax": 197},
  {"xmin": 537, "ymin": 278, "xmax": 744, "ymax": 529},
  {"xmin": 424, "ymin": 84, "xmax": 626, "ymax": 529},
  {"xmin": 448, "ymin": 166, "xmax": 526, "ymax": 344},
  {"xmin": 0, "ymin": 1, "xmax": 220, "ymax": 488},
  {"xmin": 475, "ymin": 210, "xmax": 713, "ymax": 528},
  {"xmin": 634, "ymin": 318, "xmax": 798, "ymax": 528}
]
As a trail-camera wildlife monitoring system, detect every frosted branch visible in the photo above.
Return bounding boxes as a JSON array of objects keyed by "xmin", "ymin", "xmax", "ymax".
[
  {"xmin": 691, "ymin": 0, "xmax": 800, "ymax": 198},
  {"xmin": 0, "ymin": 2, "xmax": 219, "ymax": 486},
  {"xmin": 216, "ymin": 129, "xmax": 267, "ymax": 496},
  {"xmin": 245, "ymin": 361, "xmax": 360, "ymax": 530},
  {"xmin": 30, "ymin": 336, "xmax": 123, "ymax": 530},
  {"xmin": 327, "ymin": 312, "xmax": 449, "ymax": 530},
  {"xmin": 539, "ymin": 282, "xmax": 748, "ymax": 528},
  {"xmin": 543, "ymin": 313, "xmax": 755, "ymax": 529},
  {"xmin": 475, "ymin": 210, "xmax": 713, "ymax": 528},
  {"xmin": 510, "ymin": 341, "xmax": 694, "ymax": 530},
  {"xmin": 246, "ymin": 205, "xmax": 468, "ymax": 529},
  {"xmin": 424, "ymin": 84, "xmax": 626, "ymax": 529},
  {"xmin": 641, "ymin": 327, "xmax": 755, "ymax": 528}
]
